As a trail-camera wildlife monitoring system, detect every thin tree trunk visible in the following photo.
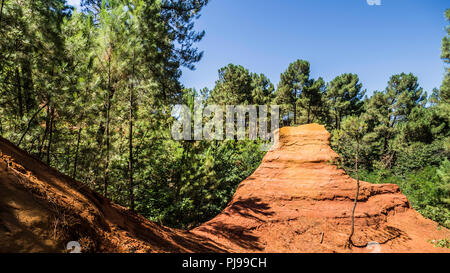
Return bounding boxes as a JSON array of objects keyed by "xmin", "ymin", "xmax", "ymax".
[
  {"xmin": 104, "ymin": 55, "xmax": 112, "ymax": 198},
  {"xmin": 0, "ymin": 0, "xmax": 5, "ymax": 27},
  {"xmin": 293, "ymin": 102, "xmax": 297, "ymax": 125},
  {"xmin": 18, "ymin": 101, "xmax": 48, "ymax": 146},
  {"xmin": 21, "ymin": 59, "xmax": 34, "ymax": 114},
  {"xmin": 38, "ymin": 104, "xmax": 51, "ymax": 160},
  {"xmin": 128, "ymin": 54, "xmax": 135, "ymax": 211},
  {"xmin": 307, "ymin": 103, "xmax": 311, "ymax": 123},
  {"xmin": 104, "ymin": 100, "xmax": 110, "ymax": 197},
  {"xmin": 15, "ymin": 67, "xmax": 23, "ymax": 118},
  {"xmin": 338, "ymin": 111, "xmax": 342, "ymax": 130},
  {"xmin": 46, "ymin": 106, "xmax": 55, "ymax": 165},
  {"xmin": 128, "ymin": 85, "xmax": 134, "ymax": 211},
  {"xmin": 335, "ymin": 112, "xmax": 338, "ymax": 130},
  {"xmin": 72, "ymin": 127, "xmax": 82, "ymax": 179},
  {"xmin": 0, "ymin": 0, "xmax": 5, "ymax": 72},
  {"xmin": 382, "ymin": 115, "xmax": 397, "ymax": 161},
  {"xmin": 347, "ymin": 136, "xmax": 360, "ymax": 247}
]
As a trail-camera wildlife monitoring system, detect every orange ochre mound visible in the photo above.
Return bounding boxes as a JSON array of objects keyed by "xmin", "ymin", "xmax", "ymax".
[{"xmin": 1, "ymin": 124, "xmax": 449, "ymax": 253}]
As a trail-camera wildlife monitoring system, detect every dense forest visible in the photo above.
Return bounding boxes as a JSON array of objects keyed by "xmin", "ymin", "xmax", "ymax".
[{"xmin": 0, "ymin": 1, "xmax": 448, "ymax": 230}]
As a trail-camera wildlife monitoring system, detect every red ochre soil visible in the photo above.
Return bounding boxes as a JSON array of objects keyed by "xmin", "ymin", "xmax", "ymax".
[{"xmin": 0, "ymin": 124, "xmax": 449, "ymax": 253}]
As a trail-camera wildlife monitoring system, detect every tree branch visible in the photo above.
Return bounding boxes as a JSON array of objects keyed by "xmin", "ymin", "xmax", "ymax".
[{"xmin": 18, "ymin": 102, "xmax": 49, "ymax": 147}]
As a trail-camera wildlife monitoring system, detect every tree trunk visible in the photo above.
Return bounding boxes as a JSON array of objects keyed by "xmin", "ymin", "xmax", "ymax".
[
  {"xmin": 128, "ymin": 58, "xmax": 135, "ymax": 211},
  {"xmin": 0, "ymin": 0, "xmax": 5, "ymax": 27},
  {"xmin": 382, "ymin": 115, "xmax": 397, "ymax": 163},
  {"xmin": 38, "ymin": 104, "xmax": 51, "ymax": 160},
  {"xmin": 15, "ymin": 67, "xmax": 23, "ymax": 118},
  {"xmin": 46, "ymin": 106, "xmax": 55, "ymax": 166},
  {"xmin": 104, "ymin": 98, "xmax": 110, "ymax": 198},
  {"xmin": 21, "ymin": 59, "xmax": 35, "ymax": 114},
  {"xmin": 104, "ymin": 55, "xmax": 113, "ymax": 198},
  {"xmin": 347, "ymin": 136, "xmax": 360, "ymax": 247},
  {"xmin": 72, "ymin": 127, "xmax": 82, "ymax": 179},
  {"xmin": 128, "ymin": 89, "xmax": 134, "ymax": 211},
  {"xmin": 338, "ymin": 111, "xmax": 343, "ymax": 130},
  {"xmin": 293, "ymin": 101, "xmax": 297, "ymax": 125},
  {"xmin": 18, "ymin": 101, "xmax": 48, "ymax": 146},
  {"xmin": 335, "ymin": 112, "xmax": 338, "ymax": 130},
  {"xmin": 307, "ymin": 103, "xmax": 311, "ymax": 123},
  {"xmin": 0, "ymin": 0, "xmax": 5, "ymax": 72}
]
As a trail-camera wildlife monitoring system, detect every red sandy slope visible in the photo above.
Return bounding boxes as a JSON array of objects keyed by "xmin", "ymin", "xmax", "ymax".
[
  {"xmin": 0, "ymin": 124, "xmax": 449, "ymax": 252},
  {"xmin": 0, "ymin": 137, "xmax": 224, "ymax": 253}
]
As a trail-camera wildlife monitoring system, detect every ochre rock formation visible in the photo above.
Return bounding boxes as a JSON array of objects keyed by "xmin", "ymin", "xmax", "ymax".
[
  {"xmin": 0, "ymin": 124, "xmax": 449, "ymax": 253},
  {"xmin": 192, "ymin": 124, "xmax": 450, "ymax": 253}
]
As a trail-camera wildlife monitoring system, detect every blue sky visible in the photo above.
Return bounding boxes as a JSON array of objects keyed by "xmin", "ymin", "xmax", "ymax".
[{"xmin": 67, "ymin": 0, "xmax": 449, "ymax": 97}]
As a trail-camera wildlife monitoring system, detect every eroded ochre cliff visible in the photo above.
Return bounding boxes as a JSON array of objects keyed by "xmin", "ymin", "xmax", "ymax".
[
  {"xmin": 0, "ymin": 124, "xmax": 448, "ymax": 253},
  {"xmin": 192, "ymin": 124, "xmax": 450, "ymax": 253}
]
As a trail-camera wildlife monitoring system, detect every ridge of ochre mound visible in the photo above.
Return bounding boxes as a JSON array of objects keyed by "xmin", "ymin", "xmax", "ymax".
[{"xmin": 192, "ymin": 124, "xmax": 450, "ymax": 253}]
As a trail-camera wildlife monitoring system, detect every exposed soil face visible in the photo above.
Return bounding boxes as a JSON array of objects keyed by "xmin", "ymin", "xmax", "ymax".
[
  {"xmin": 192, "ymin": 124, "xmax": 450, "ymax": 253},
  {"xmin": 0, "ymin": 124, "xmax": 449, "ymax": 253}
]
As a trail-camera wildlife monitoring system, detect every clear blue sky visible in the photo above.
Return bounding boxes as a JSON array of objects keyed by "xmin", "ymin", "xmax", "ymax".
[{"xmin": 67, "ymin": 0, "xmax": 449, "ymax": 97}]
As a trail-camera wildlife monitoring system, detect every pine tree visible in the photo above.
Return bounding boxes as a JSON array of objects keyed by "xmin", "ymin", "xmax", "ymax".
[
  {"xmin": 251, "ymin": 73, "xmax": 275, "ymax": 105},
  {"xmin": 298, "ymin": 77, "xmax": 325, "ymax": 124},
  {"xmin": 209, "ymin": 64, "xmax": 253, "ymax": 105},
  {"xmin": 326, "ymin": 73, "xmax": 365, "ymax": 130},
  {"xmin": 275, "ymin": 59, "xmax": 310, "ymax": 125},
  {"xmin": 0, "ymin": 0, "xmax": 71, "ymax": 157}
]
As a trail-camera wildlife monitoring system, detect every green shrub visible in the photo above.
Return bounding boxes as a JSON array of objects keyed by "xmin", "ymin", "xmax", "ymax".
[{"xmin": 356, "ymin": 165, "xmax": 450, "ymax": 228}]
